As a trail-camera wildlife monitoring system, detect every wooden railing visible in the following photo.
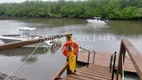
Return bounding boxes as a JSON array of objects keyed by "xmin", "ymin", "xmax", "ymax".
[
  {"xmin": 52, "ymin": 47, "xmax": 95, "ymax": 80},
  {"xmin": 79, "ymin": 47, "xmax": 91, "ymax": 67},
  {"xmin": 52, "ymin": 62, "xmax": 69, "ymax": 80},
  {"xmin": 116, "ymin": 39, "xmax": 142, "ymax": 80},
  {"xmin": 109, "ymin": 52, "xmax": 117, "ymax": 80},
  {"xmin": 79, "ymin": 47, "xmax": 96, "ymax": 66},
  {"xmin": 92, "ymin": 51, "xmax": 96, "ymax": 64}
]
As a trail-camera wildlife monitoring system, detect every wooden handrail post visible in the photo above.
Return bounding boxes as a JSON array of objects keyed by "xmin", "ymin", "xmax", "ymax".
[
  {"xmin": 52, "ymin": 62, "xmax": 69, "ymax": 80},
  {"xmin": 93, "ymin": 51, "xmax": 96, "ymax": 64},
  {"xmin": 111, "ymin": 52, "xmax": 117, "ymax": 80},
  {"xmin": 87, "ymin": 51, "xmax": 90, "ymax": 67},
  {"xmin": 122, "ymin": 39, "xmax": 142, "ymax": 80},
  {"xmin": 116, "ymin": 41, "xmax": 126, "ymax": 80},
  {"xmin": 109, "ymin": 55, "xmax": 113, "ymax": 73}
]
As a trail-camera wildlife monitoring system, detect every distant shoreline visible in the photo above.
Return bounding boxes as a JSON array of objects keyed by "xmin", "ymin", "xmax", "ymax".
[
  {"xmin": 0, "ymin": 16, "xmax": 142, "ymax": 20},
  {"xmin": 0, "ymin": 1, "xmax": 142, "ymax": 20}
]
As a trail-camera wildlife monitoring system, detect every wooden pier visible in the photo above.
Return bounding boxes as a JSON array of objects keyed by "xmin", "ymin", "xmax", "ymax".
[
  {"xmin": 53, "ymin": 39, "xmax": 142, "ymax": 80},
  {"xmin": 77, "ymin": 51, "xmax": 137, "ymax": 73},
  {"xmin": 62, "ymin": 64, "xmax": 113, "ymax": 80}
]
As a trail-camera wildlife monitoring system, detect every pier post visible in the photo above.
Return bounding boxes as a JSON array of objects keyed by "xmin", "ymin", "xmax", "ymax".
[{"xmin": 116, "ymin": 40, "xmax": 126, "ymax": 80}]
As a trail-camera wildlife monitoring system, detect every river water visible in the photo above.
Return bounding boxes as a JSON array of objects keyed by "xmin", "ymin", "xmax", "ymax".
[{"xmin": 0, "ymin": 18, "xmax": 141, "ymax": 80}]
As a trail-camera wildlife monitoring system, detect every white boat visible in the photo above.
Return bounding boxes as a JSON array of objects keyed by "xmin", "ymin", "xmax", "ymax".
[
  {"xmin": 0, "ymin": 27, "xmax": 61, "ymax": 48},
  {"xmin": 87, "ymin": 17, "xmax": 109, "ymax": 24}
]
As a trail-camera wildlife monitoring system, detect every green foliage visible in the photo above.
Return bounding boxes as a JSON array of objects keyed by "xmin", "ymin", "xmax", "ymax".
[
  {"xmin": 135, "ymin": 8, "xmax": 142, "ymax": 18},
  {"xmin": 0, "ymin": 0, "xmax": 141, "ymax": 19}
]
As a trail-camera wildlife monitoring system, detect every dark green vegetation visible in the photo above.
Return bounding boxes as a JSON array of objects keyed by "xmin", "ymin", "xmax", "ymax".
[{"xmin": 0, "ymin": 0, "xmax": 142, "ymax": 19}]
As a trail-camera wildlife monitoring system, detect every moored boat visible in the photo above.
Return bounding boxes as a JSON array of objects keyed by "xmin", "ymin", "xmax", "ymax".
[{"xmin": 0, "ymin": 27, "xmax": 61, "ymax": 48}]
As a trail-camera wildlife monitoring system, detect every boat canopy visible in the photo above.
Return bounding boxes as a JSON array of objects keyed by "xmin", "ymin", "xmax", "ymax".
[
  {"xmin": 93, "ymin": 17, "xmax": 101, "ymax": 19},
  {"xmin": 18, "ymin": 27, "xmax": 36, "ymax": 37},
  {"xmin": 18, "ymin": 27, "xmax": 36, "ymax": 31}
]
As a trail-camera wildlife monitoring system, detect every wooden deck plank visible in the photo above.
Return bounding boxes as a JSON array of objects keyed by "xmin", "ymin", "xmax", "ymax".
[
  {"xmin": 115, "ymin": 54, "xmax": 136, "ymax": 73},
  {"xmin": 61, "ymin": 50, "xmax": 139, "ymax": 80},
  {"xmin": 78, "ymin": 51, "xmax": 137, "ymax": 73},
  {"xmin": 62, "ymin": 64, "xmax": 113, "ymax": 80},
  {"xmin": 77, "ymin": 70, "xmax": 111, "ymax": 79}
]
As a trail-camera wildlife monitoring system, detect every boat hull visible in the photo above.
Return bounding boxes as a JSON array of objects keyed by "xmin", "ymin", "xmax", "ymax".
[
  {"xmin": 0, "ymin": 37, "xmax": 51, "ymax": 48},
  {"xmin": 87, "ymin": 19, "xmax": 107, "ymax": 24},
  {"xmin": 0, "ymin": 38, "xmax": 21, "ymax": 43}
]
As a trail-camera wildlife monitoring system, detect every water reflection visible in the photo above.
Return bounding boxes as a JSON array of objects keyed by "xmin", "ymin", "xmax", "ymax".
[
  {"xmin": 124, "ymin": 73, "xmax": 139, "ymax": 80},
  {"xmin": 50, "ymin": 46, "xmax": 62, "ymax": 54},
  {"xmin": 0, "ymin": 46, "xmax": 61, "ymax": 64},
  {"xmin": 0, "ymin": 47, "xmax": 48, "ymax": 56},
  {"xmin": 0, "ymin": 18, "xmax": 87, "ymax": 28},
  {"xmin": 21, "ymin": 56, "xmax": 37, "ymax": 64},
  {"xmin": 108, "ymin": 20, "xmax": 142, "ymax": 35}
]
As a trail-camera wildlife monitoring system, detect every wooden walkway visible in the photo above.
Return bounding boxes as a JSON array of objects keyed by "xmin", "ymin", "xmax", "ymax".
[
  {"xmin": 53, "ymin": 39, "xmax": 142, "ymax": 80},
  {"xmin": 77, "ymin": 51, "xmax": 136, "ymax": 73},
  {"xmin": 61, "ymin": 51, "xmax": 138, "ymax": 80},
  {"xmin": 0, "ymin": 33, "xmax": 141, "ymax": 80},
  {"xmin": 62, "ymin": 64, "xmax": 113, "ymax": 80},
  {"xmin": 61, "ymin": 51, "xmax": 114, "ymax": 80}
]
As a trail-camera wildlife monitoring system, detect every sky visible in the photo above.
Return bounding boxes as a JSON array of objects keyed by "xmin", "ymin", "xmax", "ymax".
[
  {"xmin": 0, "ymin": 0, "xmax": 85, "ymax": 3},
  {"xmin": 0, "ymin": 0, "xmax": 54, "ymax": 3}
]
